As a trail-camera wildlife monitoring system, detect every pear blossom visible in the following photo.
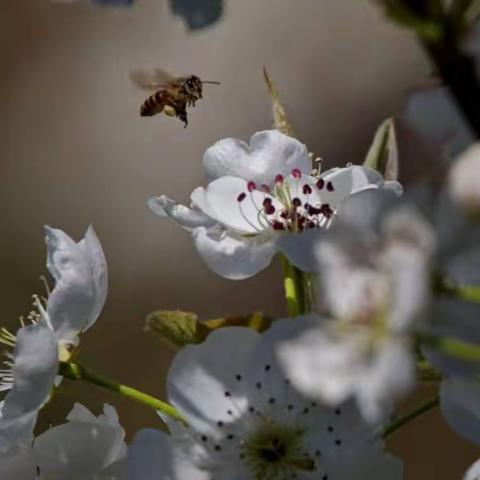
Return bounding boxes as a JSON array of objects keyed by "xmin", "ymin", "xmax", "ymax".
[
  {"xmin": 277, "ymin": 197, "xmax": 435, "ymax": 423},
  {"xmin": 405, "ymin": 83, "xmax": 474, "ymax": 161},
  {"xmin": 0, "ymin": 403, "xmax": 127, "ymax": 479},
  {"xmin": 128, "ymin": 319, "xmax": 403, "ymax": 479},
  {"xmin": 0, "ymin": 225, "xmax": 108, "ymax": 450},
  {"xmin": 415, "ymin": 185, "xmax": 480, "ymax": 377},
  {"xmin": 149, "ymin": 130, "xmax": 402, "ymax": 279}
]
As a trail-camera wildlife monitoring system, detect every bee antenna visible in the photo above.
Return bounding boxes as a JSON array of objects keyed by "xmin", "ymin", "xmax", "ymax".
[{"xmin": 202, "ymin": 80, "xmax": 221, "ymax": 85}]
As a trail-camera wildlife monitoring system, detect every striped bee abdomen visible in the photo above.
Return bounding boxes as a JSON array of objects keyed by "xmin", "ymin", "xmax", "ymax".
[{"xmin": 140, "ymin": 90, "xmax": 167, "ymax": 116}]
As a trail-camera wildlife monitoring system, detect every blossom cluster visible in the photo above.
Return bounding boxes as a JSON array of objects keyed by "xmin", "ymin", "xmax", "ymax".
[
  {"xmin": 2, "ymin": 121, "xmax": 480, "ymax": 479},
  {"xmin": 7, "ymin": 1, "xmax": 480, "ymax": 477}
]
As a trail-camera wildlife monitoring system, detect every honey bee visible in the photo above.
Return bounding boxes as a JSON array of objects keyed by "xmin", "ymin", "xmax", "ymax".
[{"xmin": 130, "ymin": 69, "xmax": 220, "ymax": 127}]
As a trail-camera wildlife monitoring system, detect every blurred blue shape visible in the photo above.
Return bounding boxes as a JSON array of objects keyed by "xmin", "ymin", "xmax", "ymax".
[
  {"xmin": 92, "ymin": 0, "xmax": 135, "ymax": 6},
  {"xmin": 170, "ymin": 0, "xmax": 223, "ymax": 30}
]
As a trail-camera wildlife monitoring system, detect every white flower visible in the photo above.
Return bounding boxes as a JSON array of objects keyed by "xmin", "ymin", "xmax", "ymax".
[
  {"xmin": 440, "ymin": 379, "xmax": 480, "ymax": 480},
  {"xmin": 0, "ymin": 225, "xmax": 108, "ymax": 450},
  {"xmin": 128, "ymin": 319, "xmax": 403, "ymax": 479},
  {"xmin": 448, "ymin": 143, "xmax": 480, "ymax": 213},
  {"xmin": 278, "ymin": 201, "xmax": 435, "ymax": 423},
  {"xmin": 149, "ymin": 130, "xmax": 402, "ymax": 279},
  {"xmin": 43, "ymin": 224, "xmax": 108, "ymax": 355},
  {"xmin": 0, "ymin": 403, "xmax": 127, "ymax": 479}
]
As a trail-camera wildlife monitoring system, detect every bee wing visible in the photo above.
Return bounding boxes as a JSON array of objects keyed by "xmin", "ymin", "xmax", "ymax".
[{"xmin": 129, "ymin": 68, "xmax": 176, "ymax": 90}]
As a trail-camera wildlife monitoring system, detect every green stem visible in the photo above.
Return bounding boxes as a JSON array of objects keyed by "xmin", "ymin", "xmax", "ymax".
[
  {"xmin": 383, "ymin": 396, "xmax": 439, "ymax": 438},
  {"xmin": 60, "ymin": 362, "xmax": 185, "ymax": 424},
  {"xmin": 280, "ymin": 255, "xmax": 306, "ymax": 316},
  {"xmin": 416, "ymin": 360, "xmax": 443, "ymax": 383},
  {"xmin": 434, "ymin": 272, "xmax": 480, "ymax": 303},
  {"xmin": 420, "ymin": 333, "xmax": 480, "ymax": 362}
]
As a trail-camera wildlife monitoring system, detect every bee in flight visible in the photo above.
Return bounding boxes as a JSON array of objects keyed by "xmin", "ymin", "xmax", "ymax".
[{"xmin": 130, "ymin": 69, "xmax": 220, "ymax": 127}]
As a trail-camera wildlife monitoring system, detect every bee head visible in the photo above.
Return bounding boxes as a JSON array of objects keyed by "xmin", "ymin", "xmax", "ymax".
[{"xmin": 185, "ymin": 75, "xmax": 203, "ymax": 97}]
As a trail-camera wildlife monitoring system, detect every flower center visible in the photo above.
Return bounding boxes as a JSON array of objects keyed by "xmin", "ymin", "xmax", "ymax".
[
  {"xmin": 236, "ymin": 169, "xmax": 335, "ymax": 233},
  {"xmin": 243, "ymin": 420, "xmax": 314, "ymax": 479}
]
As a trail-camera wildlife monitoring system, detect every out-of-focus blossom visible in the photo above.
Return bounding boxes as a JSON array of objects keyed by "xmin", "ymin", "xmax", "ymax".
[
  {"xmin": 278, "ymin": 199, "xmax": 435, "ymax": 423},
  {"xmin": 440, "ymin": 379, "xmax": 480, "ymax": 480},
  {"xmin": 448, "ymin": 143, "xmax": 480, "ymax": 213},
  {"xmin": 128, "ymin": 319, "xmax": 403, "ymax": 479},
  {"xmin": 170, "ymin": 0, "xmax": 223, "ymax": 31},
  {"xmin": 415, "ymin": 183, "xmax": 480, "ymax": 377},
  {"xmin": 0, "ymin": 403, "xmax": 127, "ymax": 479},
  {"xmin": 52, "ymin": 0, "xmax": 135, "ymax": 6},
  {"xmin": 149, "ymin": 130, "xmax": 402, "ymax": 279},
  {"xmin": 405, "ymin": 83, "xmax": 474, "ymax": 161}
]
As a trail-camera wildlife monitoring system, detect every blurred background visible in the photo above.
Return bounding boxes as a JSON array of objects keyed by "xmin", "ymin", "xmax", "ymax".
[{"xmin": 0, "ymin": 0, "xmax": 475, "ymax": 478}]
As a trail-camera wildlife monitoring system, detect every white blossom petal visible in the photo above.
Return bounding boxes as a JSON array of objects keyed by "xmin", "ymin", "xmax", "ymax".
[
  {"xmin": 465, "ymin": 459, "xmax": 480, "ymax": 480},
  {"xmin": 44, "ymin": 225, "xmax": 107, "ymax": 341},
  {"xmin": 190, "ymin": 177, "xmax": 269, "ymax": 234},
  {"xmin": 0, "ymin": 447, "xmax": 37, "ymax": 479},
  {"xmin": 319, "ymin": 166, "xmax": 383, "ymax": 208},
  {"xmin": 148, "ymin": 195, "xmax": 216, "ymax": 231},
  {"xmin": 405, "ymin": 85, "xmax": 473, "ymax": 159},
  {"xmin": 33, "ymin": 403, "xmax": 125, "ymax": 479},
  {"xmin": 167, "ymin": 328, "xmax": 261, "ymax": 436},
  {"xmin": 78, "ymin": 225, "xmax": 108, "ymax": 332},
  {"xmin": 203, "ymin": 130, "xmax": 311, "ymax": 186},
  {"xmin": 128, "ymin": 429, "xmax": 210, "ymax": 480},
  {"xmin": 192, "ymin": 227, "xmax": 276, "ymax": 280},
  {"xmin": 0, "ymin": 324, "xmax": 58, "ymax": 451}
]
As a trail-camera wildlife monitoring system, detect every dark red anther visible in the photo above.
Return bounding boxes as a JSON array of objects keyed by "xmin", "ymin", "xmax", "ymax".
[
  {"xmin": 263, "ymin": 198, "xmax": 275, "ymax": 215},
  {"xmin": 327, "ymin": 181, "xmax": 334, "ymax": 192},
  {"xmin": 265, "ymin": 204, "xmax": 276, "ymax": 215},
  {"xmin": 316, "ymin": 178, "xmax": 325, "ymax": 190},
  {"xmin": 272, "ymin": 221, "xmax": 285, "ymax": 231},
  {"xmin": 275, "ymin": 174, "xmax": 284, "ymax": 184},
  {"xmin": 291, "ymin": 168, "xmax": 302, "ymax": 179},
  {"xmin": 237, "ymin": 192, "xmax": 247, "ymax": 202},
  {"xmin": 247, "ymin": 181, "xmax": 256, "ymax": 192},
  {"xmin": 307, "ymin": 221, "xmax": 316, "ymax": 229},
  {"xmin": 302, "ymin": 184, "xmax": 312, "ymax": 195},
  {"xmin": 261, "ymin": 184, "xmax": 271, "ymax": 194},
  {"xmin": 321, "ymin": 204, "xmax": 334, "ymax": 218},
  {"xmin": 292, "ymin": 198, "xmax": 301, "ymax": 208},
  {"xmin": 280, "ymin": 210, "xmax": 288, "ymax": 219},
  {"xmin": 307, "ymin": 205, "xmax": 322, "ymax": 216}
]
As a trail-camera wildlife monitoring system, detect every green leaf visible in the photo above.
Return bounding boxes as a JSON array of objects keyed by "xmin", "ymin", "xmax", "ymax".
[
  {"xmin": 263, "ymin": 67, "xmax": 295, "ymax": 137},
  {"xmin": 363, "ymin": 118, "xmax": 399, "ymax": 181},
  {"xmin": 145, "ymin": 310, "xmax": 274, "ymax": 349},
  {"xmin": 145, "ymin": 310, "xmax": 209, "ymax": 349}
]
